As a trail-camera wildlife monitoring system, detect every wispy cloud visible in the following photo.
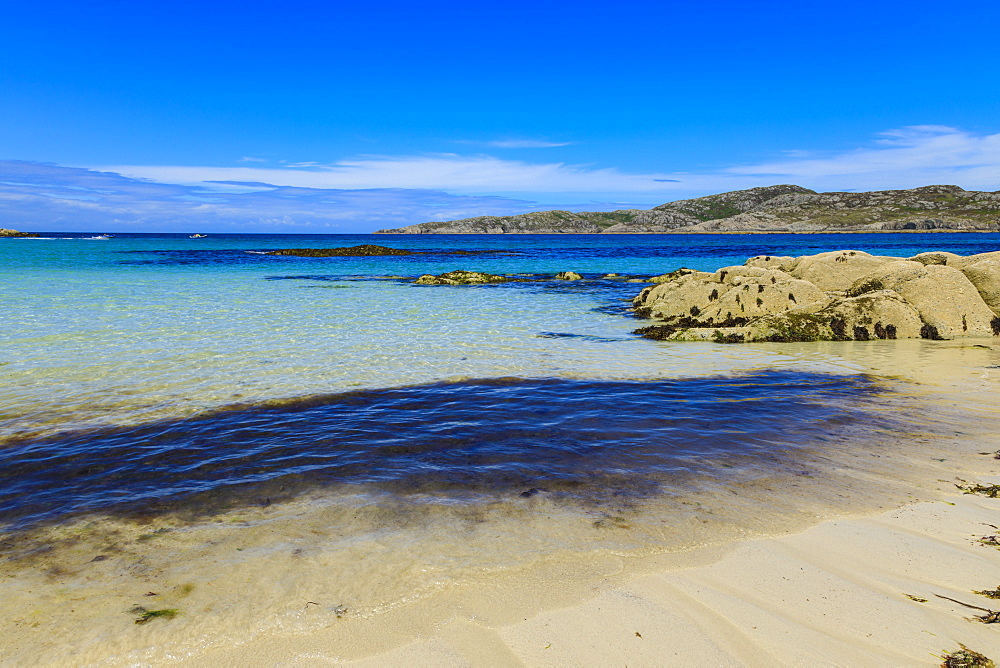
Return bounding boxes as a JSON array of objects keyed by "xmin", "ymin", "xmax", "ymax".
[
  {"xmin": 0, "ymin": 161, "xmax": 553, "ymax": 233},
  {"xmin": 724, "ymin": 125, "xmax": 1000, "ymax": 190},
  {"xmin": 9, "ymin": 126, "xmax": 999, "ymax": 233},
  {"xmin": 97, "ymin": 126, "xmax": 1000, "ymax": 199},
  {"xmin": 484, "ymin": 139, "xmax": 573, "ymax": 148},
  {"xmin": 239, "ymin": 156, "xmax": 267, "ymax": 163},
  {"xmin": 453, "ymin": 139, "xmax": 573, "ymax": 149}
]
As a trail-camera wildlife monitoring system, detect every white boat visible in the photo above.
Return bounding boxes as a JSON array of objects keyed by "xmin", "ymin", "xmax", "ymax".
[
  {"xmin": 86, "ymin": 234, "xmax": 113, "ymax": 240},
  {"xmin": 189, "ymin": 233, "xmax": 208, "ymax": 238}
]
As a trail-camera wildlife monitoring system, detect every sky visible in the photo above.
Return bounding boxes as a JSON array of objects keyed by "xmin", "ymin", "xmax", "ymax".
[{"xmin": 1, "ymin": 0, "xmax": 999, "ymax": 232}]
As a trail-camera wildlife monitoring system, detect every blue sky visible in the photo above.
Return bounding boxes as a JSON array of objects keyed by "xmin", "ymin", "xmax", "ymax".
[{"xmin": 2, "ymin": 0, "xmax": 999, "ymax": 232}]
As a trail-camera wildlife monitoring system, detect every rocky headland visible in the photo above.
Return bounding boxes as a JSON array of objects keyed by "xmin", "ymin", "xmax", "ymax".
[
  {"xmin": 632, "ymin": 249, "xmax": 1000, "ymax": 343},
  {"xmin": 0, "ymin": 228, "xmax": 38, "ymax": 238},
  {"xmin": 374, "ymin": 185, "xmax": 1000, "ymax": 234}
]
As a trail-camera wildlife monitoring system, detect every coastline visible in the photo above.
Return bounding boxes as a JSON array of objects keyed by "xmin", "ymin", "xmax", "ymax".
[{"xmin": 374, "ymin": 229, "xmax": 1000, "ymax": 235}]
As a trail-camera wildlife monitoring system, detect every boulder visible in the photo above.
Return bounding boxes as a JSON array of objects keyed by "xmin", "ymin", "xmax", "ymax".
[
  {"xmin": 908, "ymin": 251, "xmax": 962, "ymax": 266},
  {"xmin": 648, "ymin": 268, "xmax": 711, "ymax": 284},
  {"xmin": 847, "ymin": 261, "xmax": 996, "ymax": 338},
  {"xmin": 632, "ymin": 249, "xmax": 1000, "ymax": 343},
  {"xmin": 744, "ymin": 255, "xmax": 795, "ymax": 271},
  {"xmin": 786, "ymin": 250, "xmax": 902, "ymax": 291},
  {"xmin": 554, "ymin": 271, "xmax": 583, "ymax": 280},
  {"xmin": 951, "ymin": 250, "xmax": 1000, "ymax": 269},
  {"xmin": 633, "ymin": 265, "xmax": 825, "ymax": 325},
  {"xmin": 960, "ymin": 257, "xmax": 1000, "ymax": 317}
]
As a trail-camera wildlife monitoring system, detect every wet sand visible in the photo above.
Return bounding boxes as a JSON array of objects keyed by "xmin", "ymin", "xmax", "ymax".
[{"xmin": 192, "ymin": 491, "xmax": 1000, "ymax": 666}]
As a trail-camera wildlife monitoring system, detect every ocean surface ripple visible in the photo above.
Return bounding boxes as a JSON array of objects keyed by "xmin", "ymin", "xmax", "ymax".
[{"xmin": 0, "ymin": 371, "xmax": 892, "ymax": 530}]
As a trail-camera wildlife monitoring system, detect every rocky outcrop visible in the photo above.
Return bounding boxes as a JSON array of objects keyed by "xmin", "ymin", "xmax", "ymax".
[
  {"xmin": 413, "ymin": 270, "xmax": 590, "ymax": 285},
  {"xmin": 267, "ymin": 245, "xmax": 416, "ymax": 257},
  {"xmin": 633, "ymin": 250, "xmax": 1000, "ymax": 342},
  {"xmin": 414, "ymin": 270, "xmax": 517, "ymax": 285},
  {"xmin": 375, "ymin": 185, "xmax": 1000, "ymax": 234},
  {"xmin": 0, "ymin": 228, "xmax": 38, "ymax": 238}
]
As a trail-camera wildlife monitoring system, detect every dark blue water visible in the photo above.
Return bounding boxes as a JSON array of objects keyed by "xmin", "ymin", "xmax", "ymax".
[
  {"xmin": 11, "ymin": 231, "xmax": 1000, "ymax": 275},
  {"xmin": 0, "ymin": 371, "xmax": 899, "ymax": 530}
]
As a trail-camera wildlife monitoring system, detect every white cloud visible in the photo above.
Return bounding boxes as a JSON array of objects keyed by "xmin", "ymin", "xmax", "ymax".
[
  {"xmin": 485, "ymin": 139, "xmax": 573, "ymax": 148},
  {"xmin": 90, "ymin": 125, "xmax": 1000, "ymax": 206},
  {"xmin": 98, "ymin": 154, "xmax": 687, "ymax": 194},
  {"xmin": 725, "ymin": 125, "xmax": 1000, "ymax": 190}
]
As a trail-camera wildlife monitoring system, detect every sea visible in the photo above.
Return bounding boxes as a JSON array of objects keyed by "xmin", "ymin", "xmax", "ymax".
[{"xmin": 2, "ymin": 232, "xmax": 999, "ymax": 664}]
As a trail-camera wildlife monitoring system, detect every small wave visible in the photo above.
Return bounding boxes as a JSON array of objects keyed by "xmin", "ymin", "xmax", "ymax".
[
  {"xmin": 244, "ymin": 250, "xmax": 271, "ymax": 255},
  {"xmin": 536, "ymin": 331, "xmax": 622, "ymax": 343}
]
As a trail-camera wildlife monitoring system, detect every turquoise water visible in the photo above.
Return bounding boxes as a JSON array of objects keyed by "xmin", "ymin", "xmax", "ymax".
[
  {"xmin": 3, "ymin": 232, "xmax": 1000, "ymax": 664},
  {"xmin": 1, "ymin": 232, "xmax": 998, "ymax": 442}
]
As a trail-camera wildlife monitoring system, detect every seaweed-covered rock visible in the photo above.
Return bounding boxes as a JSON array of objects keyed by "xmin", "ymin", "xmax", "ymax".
[
  {"xmin": 0, "ymin": 228, "xmax": 39, "ymax": 238},
  {"xmin": 414, "ymin": 270, "xmax": 513, "ymax": 285},
  {"xmin": 554, "ymin": 271, "xmax": 583, "ymax": 280},
  {"xmin": 267, "ymin": 245, "xmax": 415, "ymax": 257},
  {"xmin": 633, "ymin": 265, "xmax": 825, "ymax": 325}
]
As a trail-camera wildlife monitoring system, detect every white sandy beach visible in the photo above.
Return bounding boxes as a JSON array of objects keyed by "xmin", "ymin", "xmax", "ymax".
[{"xmin": 179, "ymin": 483, "xmax": 1000, "ymax": 666}]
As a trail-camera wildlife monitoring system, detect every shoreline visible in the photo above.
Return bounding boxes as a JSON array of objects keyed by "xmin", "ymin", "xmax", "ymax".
[
  {"xmin": 375, "ymin": 229, "xmax": 1000, "ymax": 235},
  {"xmin": 188, "ymin": 488, "xmax": 1000, "ymax": 666}
]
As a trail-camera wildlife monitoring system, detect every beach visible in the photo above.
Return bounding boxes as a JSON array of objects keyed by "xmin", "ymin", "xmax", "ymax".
[{"xmin": 2, "ymin": 234, "xmax": 1000, "ymax": 665}]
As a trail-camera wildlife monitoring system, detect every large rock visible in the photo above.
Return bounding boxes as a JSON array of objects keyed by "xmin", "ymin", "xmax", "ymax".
[
  {"xmin": 633, "ymin": 264, "xmax": 827, "ymax": 328},
  {"xmin": 633, "ymin": 249, "xmax": 1000, "ymax": 342},
  {"xmin": 751, "ymin": 291, "xmax": 923, "ymax": 342}
]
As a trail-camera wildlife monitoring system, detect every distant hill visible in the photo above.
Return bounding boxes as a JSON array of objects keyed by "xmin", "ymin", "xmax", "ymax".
[{"xmin": 374, "ymin": 185, "xmax": 1000, "ymax": 234}]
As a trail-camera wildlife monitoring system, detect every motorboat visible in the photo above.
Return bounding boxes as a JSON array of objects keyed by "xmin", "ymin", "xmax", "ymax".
[{"xmin": 189, "ymin": 233, "xmax": 208, "ymax": 238}]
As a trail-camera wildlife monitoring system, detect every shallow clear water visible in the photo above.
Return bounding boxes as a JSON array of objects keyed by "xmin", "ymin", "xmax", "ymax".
[
  {"xmin": 2, "ymin": 232, "xmax": 1000, "ymax": 664},
  {"xmin": 4, "ymin": 232, "xmax": 998, "ymax": 441}
]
